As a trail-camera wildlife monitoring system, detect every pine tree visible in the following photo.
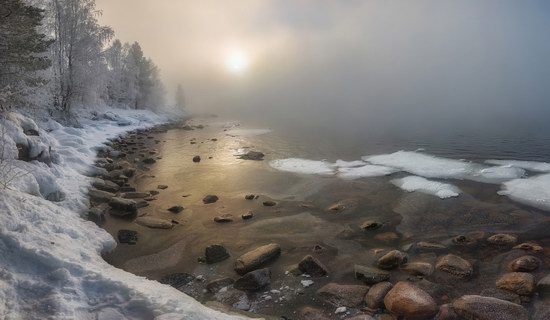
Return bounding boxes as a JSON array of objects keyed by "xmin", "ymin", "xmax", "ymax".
[{"xmin": 0, "ymin": 0, "xmax": 52, "ymax": 104}]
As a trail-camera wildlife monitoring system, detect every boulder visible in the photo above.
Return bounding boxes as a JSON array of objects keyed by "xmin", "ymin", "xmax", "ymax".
[
  {"xmin": 298, "ymin": 255, "xmax": 329, "ymax": 277},
  {"xmin": 234, "ymin": 268, "xmax": 271, "ymax": 291},
  {"xmin": 205, "ymin": 244, "xmax": 230, "ymax": 264},
  {"xmin": 377, "ymin": 250, "xmax": 407, "ymax": 270},
  {"xmin": 383, "ymin": 281, "xmax": 438, "ymax": 319},
  {"xmin": 496, "ymin": 272, "xmax": 535, "ymax": 296},
  {"xmin": 365, "ymin": 282, "xmax": 393, "ymax": 309},
  {"xmin": 435, "ymin": 254, "xmax": 473, "ymax": 278},
  {"xmin": 316, "ymin": 283, "xmax": 369, "ymax": 307},
  {"xmin": 451, "ymin": 295, "xmax": 528, "ymax": 320},
  {"xmin": 234, "ymin": 243, "xmax": 281, "ymax": 275},
  {"xmin": 354, "ymin": 265, "xmax": 390, "ymax": 284}
]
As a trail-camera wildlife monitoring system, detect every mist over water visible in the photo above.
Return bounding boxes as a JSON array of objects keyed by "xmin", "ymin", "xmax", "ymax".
[{"xmin": 97, "ymin": 0, "xmax": 550, "ymax": 159}]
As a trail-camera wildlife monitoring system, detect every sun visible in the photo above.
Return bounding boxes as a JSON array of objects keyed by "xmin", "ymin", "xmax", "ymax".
[{"xmin": 224, "ymin": 48, "xmax": 249, "ymax": 75}]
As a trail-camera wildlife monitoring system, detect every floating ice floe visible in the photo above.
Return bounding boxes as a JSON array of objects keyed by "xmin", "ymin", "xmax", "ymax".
[
  {"xmin": 337, "ymin": 164, "xmax": 398, "ymax": 179},
  {"xmin": 485, "ymin": 159, "xmax": 550, "ymax": 173},
  {"xmin": 391, "ymin": 176, "xmax": 460, "ymax": 199},
  {"xmin": 499, "ymin": 173, "xmax": 550, "ymax": 211},
  {"xmin": 269, "ymin": 158, "xmax": 335, "ymax": 175},
  {"xmin": 364, "ymin": 151, "xmax": 525, "ymax": 183}
]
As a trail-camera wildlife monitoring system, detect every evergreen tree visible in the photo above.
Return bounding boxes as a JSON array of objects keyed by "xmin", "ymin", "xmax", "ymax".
[{"xmin": 0, "ymin": 0, "xmax": 52, "ymax": 104}]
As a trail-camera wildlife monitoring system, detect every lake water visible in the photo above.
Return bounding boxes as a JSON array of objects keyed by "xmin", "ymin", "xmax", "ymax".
[{"xmin": 101, "ymin": 117, "xmax": 549, "ymax": 319}]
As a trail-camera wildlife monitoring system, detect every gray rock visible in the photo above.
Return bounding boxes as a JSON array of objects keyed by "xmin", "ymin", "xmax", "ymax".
[
  {"xmin": 159, "ymin": 273, "xmax": 194, "ymax": 289},
  {"xmin": 365, "ymin": 282, "xmax": 393, "ymax": 309},
  {"xmin": 241, "ymin": 212, "xmax": 254, "ymax": 220},
  {"xmin": 205, "ymin": 244, "xmax": 230, "ymax": 264},
  {"xmin": 298, "ymin": 255, "xmax": 329, "ymax": 277},
  {"xmin": 377, "ymin": 250, "xmax": 407, "ymax": 270},
  {"xmin": 142, "ymin": 157, "xmax": 156, "ymax": 164},
  {"xmin": 238, "ymin": 151, "xmax": 265, "ymax": 160},
  {"xmin": 316, "ymin": 283, "xmax": 369, "ymax": 307},
  {"xmin": 234, "ymin": 268, "xmax": 271, "ymax": 291},
  {"xmin": 262, "ymin": 200, "xmax": 276, "ymax": 207},
  {"xmin": 234, "ymin": 243, "xmax": 281, "ymax": 275},
  {"xmin": 168, "ymin": 205, "xmax": 184, "ymax": 213},
  {"xmin": 451, "ymin": 295, "xmax": 528, "ymax": 320},
  {"xmin": 89, "ymin": 189, "xmax": 115, "ymax": 203},
  {"xmin": 108, "ymin": 197, "xmax": 137, "ymax": 214},
  {"xmin": 92, "ymin": 178, "xmax": 119, "ymax": 193},
  {"xmin": 354, "ymin": 265, "xmax": 390, "ymax": 284},
  {"xmin": 480, "ymin": 288, "xmax": 521, "ymax": 304},
  {"xmin": 121, "ymin": 192, "xmax": 150, "ymax": 199}
]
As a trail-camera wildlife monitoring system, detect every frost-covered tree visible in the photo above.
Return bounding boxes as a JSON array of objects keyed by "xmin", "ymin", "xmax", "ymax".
[
  {"xmin": 0, "ymin": 0, "xmax": 52, "ymax": 106},
  {"xmin": 49, "ymin": 0, "xmax": 113, "ymax": 112}
]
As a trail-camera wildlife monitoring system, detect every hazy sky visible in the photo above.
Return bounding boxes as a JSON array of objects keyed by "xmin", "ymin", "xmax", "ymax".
[{"xmin": 96, "ymin": 0, "xmax": 550, "ymax": 133}]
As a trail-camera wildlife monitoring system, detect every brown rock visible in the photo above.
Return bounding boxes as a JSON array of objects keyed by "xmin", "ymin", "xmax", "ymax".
[
  {"xmin": 234, "ymin": 268, "xmax": 271, "ymax": 291},
  {"xmin": 383, "ymin": 281, "xmax": 438, "ymax": 319},
  {"xmin": 435, "ymin": 254, "xmax": 473, "ymax": 278},
  {"xmin": 401, "ymin": 262, "xmax": 434, "ymax": 276},
  {"xmin": 509, "ymin": 256, "xmax": 541, "ymax": 272},
  {"xmin": 214, "ymin": 214, "xmax": 234, "ymax": 223},
  {"xmin": 234, "ymin": 243, "xmax": 281, "ymax": 275},
  {"xmin": 513, "ymin": 242, "xmax": 543, "ymax": 253},
  {"xmin": 487, "ymin": 234, "xmax": 518, "ymax": 246},
  {"xmin": 203, "ymin": 194, "xmax": 219, "ymax": 204},
  {"xmin": 354, "ymin": 265, "xmax": 390, "ymax": 284},
  {"xmin": 365, "ymin": 282, "xmax": 393, "ymax": 309},
  {"xmin": 451, "ymin": 295, "xmax": 528, "ymax": 320},
  {"xmin": 496, "ymin": 272, "xmax": 535, "ymax": 296},
  {"xmin": 377, "ymin": 250, "xmax": 407, "ymax": 270}
]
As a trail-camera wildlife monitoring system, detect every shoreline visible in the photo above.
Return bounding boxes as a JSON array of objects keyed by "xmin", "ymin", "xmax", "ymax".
[{"xmin": 87, "ymin": 116, "xmax": 550, "ymax": 320}]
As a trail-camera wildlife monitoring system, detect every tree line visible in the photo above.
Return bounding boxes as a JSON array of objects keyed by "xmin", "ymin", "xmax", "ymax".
[{"xmin": 0, "ymin": 0, "xmax": 165, "ymax": 114}]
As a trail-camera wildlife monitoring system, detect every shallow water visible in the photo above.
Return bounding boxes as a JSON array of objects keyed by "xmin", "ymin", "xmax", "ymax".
[{"xmin": 101, "ymin": 118, "xmax": 549, "ymax": 318}]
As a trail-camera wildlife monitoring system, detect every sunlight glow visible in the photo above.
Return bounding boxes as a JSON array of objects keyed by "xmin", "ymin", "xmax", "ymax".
[{"xmin": 224, "ymin": 49, "xmax": 249, "ymax": 75}]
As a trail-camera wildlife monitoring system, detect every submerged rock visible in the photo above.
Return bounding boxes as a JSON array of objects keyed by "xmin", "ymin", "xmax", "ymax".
[
  {"xmin": 205, "ymin": 244, "xmax": 230, "ymax": 264},
  {"xmin": 377, "ymin": 250, "xmax": 407, "ymax": 270},
  {"xmin": 354, "ymin": 265, "xmax": 390, "ymax": 284},
  {"xmin": 400, "ymin": 262, "xmax": 434, "ymax": 276},
  {"xmin": 234, "ymin": 243, "xmax": 281, "ymax": 275},
  {"xmin": 451, "ymin": 295, "xmax": 528, "ymax": 320},
  {"xmin": 316, "ymin": 283, "xmax": 369, "ymax": 307},
  {"xmin": 203, "ymin": 195, "xmax": 219, "ymax": 204},
  {"xmin": 238, "ymin": 151, "xmax": 265, "ymax": 160},
  {"xmin": 193, "ymin": 155, "xmax": 201, "ymax": 163},
  {"xmin": 262, "ymin": 200, "xmax": 277, "ymax": 207},
  {"xmin": 537, "ymin": 275, "xmax": 550, "ymax": 297},
  {"xmin": 496, "ymin": 272, "xmax": 535, "ymax": 296},
  {"xmin": 241, "ymin": 212, "xmax": 254, "ymax": 220},
  {"xmin": 117, "ymin": 229, "xmax": 138, "ymax": 244},
  {"xmin": 121, "ymin": 192, "xmax": 150, "ymax": 199},
  {"xmin": 244, "ymin": 194, "xmax": 255, "ymax": 200},
  {"xmin": 366, "ymin": 282, "xmax": 393, "ymax": 309},
  {"xmin": 298, "ymin": 255, "xmax": 329, "ymax": 277},
  {"xmin": 108, "ymin": 197, "xmax": 137, "ymax": 214},
  {"xmin": 214, "ymin": 214, "xmax": 234, "ymax": 223},
  {"xmin": 383, "ymin": 281, "xmax": 438, "ymax": 319},
  {"xmin": 135, "ymin": 217, "xmax": 174, "ymax": 229},
  {"xmin": 361, "ymin": 220, "xmax": 383, "ymax": 231},
  {"xmin": 487, "ymin": 234, "xmax": 518, "ymax": 246},
  {"xmin": 435, "ymin": 254, "xmax": 473, "ymax": 278},
  {"xmin": 168, "ymin": 205, "xmax": 184, "ymax": 213},
  {"xmin": 234, "ymin": 268, "xmax": 271, "ymax": 291},
  {"xmin": 509, "ymin": 256, "xmax": 540, "ymax": 272},
  {"xmin": 513, "ymin": 242, "xmax": 543, "ymax": 253}
]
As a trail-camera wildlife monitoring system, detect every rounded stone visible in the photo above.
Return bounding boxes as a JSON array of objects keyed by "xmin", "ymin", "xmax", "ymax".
[
  {"xmin": 509, "ymin": 256, "xmax": 540, "ymax": 272},
  {"xmin": 383, "ymin": 281, "xmax": 438, "ymax": 319}
]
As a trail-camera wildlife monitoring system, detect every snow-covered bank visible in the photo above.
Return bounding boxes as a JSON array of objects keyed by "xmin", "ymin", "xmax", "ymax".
[{"xmin": 0, "ymin": 108, "xmax": 247, "ymax": 319}]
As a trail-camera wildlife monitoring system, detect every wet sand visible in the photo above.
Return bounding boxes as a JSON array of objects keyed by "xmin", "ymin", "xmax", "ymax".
[{"xmin": 92, "ymin": 118, "xmax": 550, "ymax": 319}]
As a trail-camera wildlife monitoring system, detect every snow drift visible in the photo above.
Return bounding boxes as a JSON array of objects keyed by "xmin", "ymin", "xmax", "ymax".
[{"xmin": 0, "ymin": 108, "xmax": 247, "ymax": 319}]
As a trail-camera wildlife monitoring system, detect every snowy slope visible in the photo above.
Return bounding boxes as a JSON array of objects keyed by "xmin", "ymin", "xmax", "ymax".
[{"xmin": 0, "ymin": 108, "xmax": 247, "ymax": 320}]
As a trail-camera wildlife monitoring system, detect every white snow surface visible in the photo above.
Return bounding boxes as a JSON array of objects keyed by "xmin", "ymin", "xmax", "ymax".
[
  {"xmin": 499, "ymin": 173, "xmax": 550, "ymax": 211},
  {"xmin": 0, "ymin": 108, "xmax": 248, "ymax": 319},
  {"xmin": 269, "ymin": 158, "xmax": 335, "ymax": 175},
  {"xmin": 337, "ymin": 164, "xmax": 397, "ymax": 180},
  {"xmin": 391, "ymin": 176, "xmax": 461, "ymax": 199},
  {"xmin": 485, "ymin": 159, "xmax": 550, "ymax": 173}
]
